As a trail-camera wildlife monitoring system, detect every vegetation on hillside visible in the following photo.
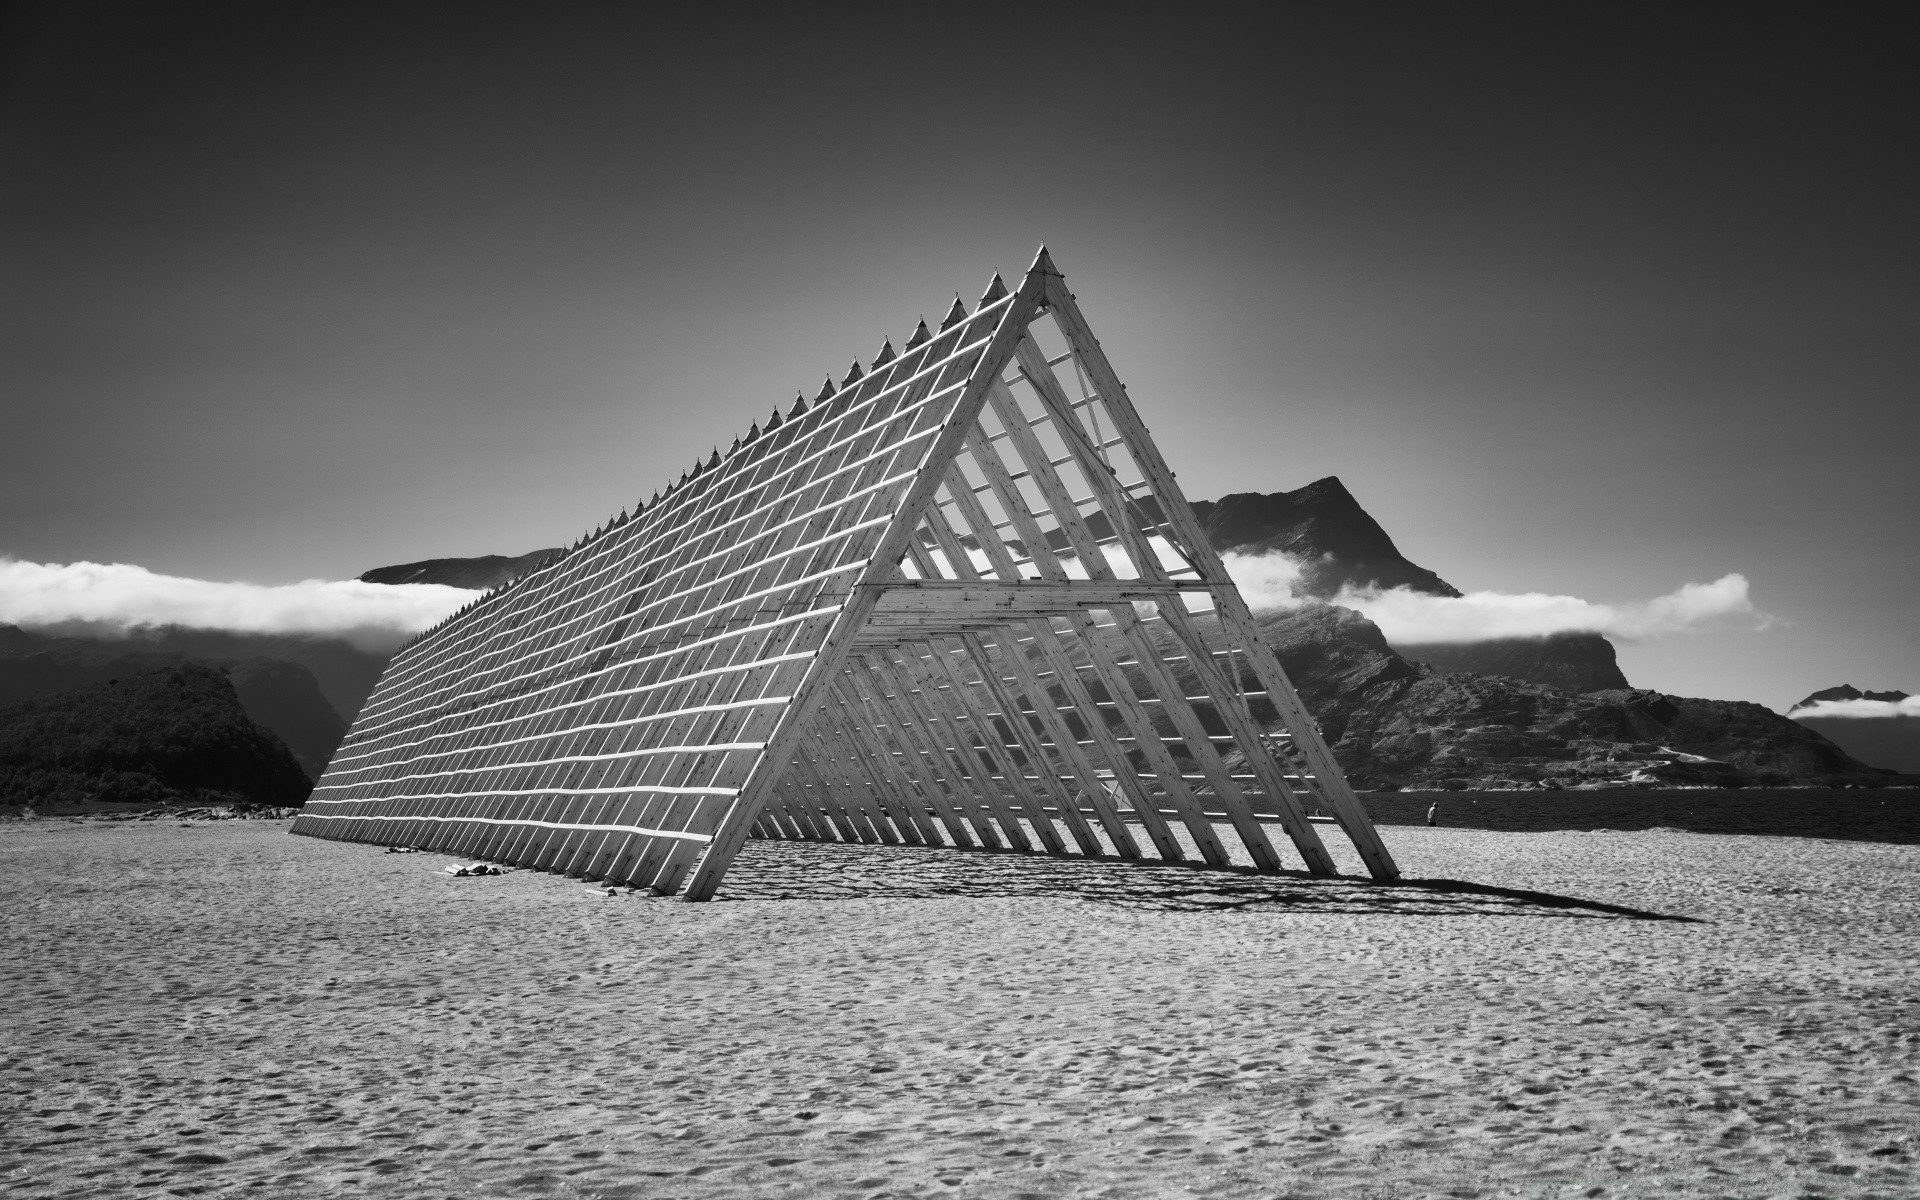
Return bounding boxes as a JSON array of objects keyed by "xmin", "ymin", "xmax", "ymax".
[{"xmin": 0, "ymin": 664, "xmax": 312, "ymax": 808}]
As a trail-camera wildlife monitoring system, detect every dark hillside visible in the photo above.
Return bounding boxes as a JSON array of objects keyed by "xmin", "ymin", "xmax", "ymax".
[
  {"xmin": 227, "ymin": 658, "xmax": 348, "ymax": 780},
  {"xmin": 0, "ymin": 623, "xmax": 385, "ymax": 729},
  {"xmin": 0, "ymin": 664, "xmax": 312, "ymax": 808}
]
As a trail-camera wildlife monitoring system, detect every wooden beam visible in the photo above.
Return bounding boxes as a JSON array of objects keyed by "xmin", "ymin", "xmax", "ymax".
[
  {"xmin": 678, "ymin": 278, "xmax": 1045, "ymax": 900},
  {"xmin": 868, "ymin": 579, "xmax": 1198, "ymax": 617},
  {"xmin": 1040, "ymin": 270, "xmax": 1399, "ymax": 880}
]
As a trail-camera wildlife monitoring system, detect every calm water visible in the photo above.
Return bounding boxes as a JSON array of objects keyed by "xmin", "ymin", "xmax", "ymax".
[{"xmin": 1359, "ymin": 787, "xmax": 1920, "ymax": 845}]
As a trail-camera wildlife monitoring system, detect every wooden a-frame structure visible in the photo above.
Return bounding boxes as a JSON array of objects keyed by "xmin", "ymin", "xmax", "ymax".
[{"xmin": 292, "ymin": 250, "xmax": 1399, "ymax": 899}]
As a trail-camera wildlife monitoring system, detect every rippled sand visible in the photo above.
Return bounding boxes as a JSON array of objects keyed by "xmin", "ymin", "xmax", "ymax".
[{"xmin": 2, "ymin": 818, "xmax": 1916, "ymax": 1198}]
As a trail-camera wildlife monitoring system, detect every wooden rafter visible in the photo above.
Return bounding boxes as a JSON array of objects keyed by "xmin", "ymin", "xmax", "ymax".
[{"xmin": 292, "ymin": 249, "xmax": 1400, "ymax": 898}]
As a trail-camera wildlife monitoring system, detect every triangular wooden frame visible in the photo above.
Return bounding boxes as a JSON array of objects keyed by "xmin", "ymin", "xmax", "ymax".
[{"xmin": 293, "ymin": 250, "xmax": 1399, "ymax": 899}]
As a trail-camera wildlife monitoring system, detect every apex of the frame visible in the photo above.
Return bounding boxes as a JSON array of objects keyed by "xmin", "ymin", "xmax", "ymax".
[
  {"xmin": 1029, "ymin": 245, "xmax": 1061, "ymax": 278},
  {"xmin": 872, "ymin": 337, "xmax": 896, "ymax": 367},
  {"xmin": 706, "ymin": 447, "xmax": 721, "ymax": 470},
  {"xmin": 767, "ymin": 405, "xmax": 783, "ymax": 430},
  {"xmin": 842, "ymin": 358, "xmax": 865, "ymax": 386},
  {"xmin": 905, "ymin": 317, "xmax": 931, "ymax": 349},
  {"xmin": 813, "ymin": 375, "xmax": 835, "ymax": 403},
  {"xmin": 939, "ymin": 294, "xmax": 968, "ymax": 331},
  {"xmin": 979, "ymin": 272, "xmax": 1008, "ymax": 306}
]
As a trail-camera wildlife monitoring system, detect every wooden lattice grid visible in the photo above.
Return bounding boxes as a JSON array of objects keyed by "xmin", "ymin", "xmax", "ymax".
[{"xmin": 291, "ymin": 250, "xmax": 1399, "ymax": 899}]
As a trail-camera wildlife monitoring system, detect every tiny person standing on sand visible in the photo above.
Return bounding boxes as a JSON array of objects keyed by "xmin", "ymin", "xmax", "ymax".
[{"xmin": 1426, "ymin": 802, "xmax": 1438, "ymax": 827}]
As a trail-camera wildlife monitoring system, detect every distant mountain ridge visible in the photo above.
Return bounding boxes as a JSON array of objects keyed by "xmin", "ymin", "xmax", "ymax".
[
  {"xmin": 1786, "ymin": 684, "xmax": 1920, "ymax": 774},
  {"xmin": 359, "ymin": 550, "xmax": 560, "ymax": 590},
  {"xmin": 1791, "ymin": 684, "xmax": 1912, "ymax": 709}
]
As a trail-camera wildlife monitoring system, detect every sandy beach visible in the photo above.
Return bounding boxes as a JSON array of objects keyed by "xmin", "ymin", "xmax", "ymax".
[{"xmin": 2, "ymin": 818, "xmax": 1915, "ymax": 1199}]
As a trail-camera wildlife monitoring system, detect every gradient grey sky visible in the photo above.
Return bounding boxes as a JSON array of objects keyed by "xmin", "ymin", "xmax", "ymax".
[{"xmin": 3, "ymin": 3, "xmax": 1914, "ymax": 708}]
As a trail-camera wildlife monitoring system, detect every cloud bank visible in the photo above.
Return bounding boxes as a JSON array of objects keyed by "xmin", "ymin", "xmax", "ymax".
[
  {"xmin": 1221, "ymin": 551, "xmax": 1772, "ymax": 645},
  {"xmin": 3, "ymin": 550, "xmax": 1779, "ymax": 656},
  {"xmin": 1788, "ymin": 697, "xmax": 1920, "ymax": 720},
  {"xmin": 0, "ymin": 558, "xmax": 471, "ymax": 647}
]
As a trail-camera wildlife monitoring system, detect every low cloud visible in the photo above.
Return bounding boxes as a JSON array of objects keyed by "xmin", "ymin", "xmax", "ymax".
[
  {"xmin": 1788, "ymin": 697, "xmax": 1920, "ymax": 720},
  {"xmin": 0, "ymin": 558, "xmax": 470, "ymax": 648},
  {"xmin": 1221, "ymin": 551, "xmax": 1772, "ymax": 645},
  {"xmin": 1218, "ymin": 551, "xmax": 1311, "ymax": 614}
]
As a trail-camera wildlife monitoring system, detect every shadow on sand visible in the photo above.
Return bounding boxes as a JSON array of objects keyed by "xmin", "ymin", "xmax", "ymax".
[{"xmin": 717, "ymin": 840, "xmax": 1698, "ymax": 922}]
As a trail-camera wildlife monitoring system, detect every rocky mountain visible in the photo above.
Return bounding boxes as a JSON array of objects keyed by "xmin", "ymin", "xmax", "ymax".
[
  {"xmin": 1191, "ymin": 477, "xmax": 1628, "ymax": 693},
  {"xmin": 0, "ymin": 664, "xmax": 313, "ymax": 808},
  {"xmin": 0, "ymin": 624, "xmax": 376, "ymax": 778},
  {"xmin": 360, "ymin": 549, "xmax": 559, "ymax": 590},
  {"xmin": 1786, "ymin": 685, "xmax": 1920, "ymax": 774},
  {"xmin": 1218, "ymin": 606, "xmax": 1887, "ymax": 789},
  {"xmin": 1192, "ymin": 477, "xmax": 1461, "ymax": 598}
]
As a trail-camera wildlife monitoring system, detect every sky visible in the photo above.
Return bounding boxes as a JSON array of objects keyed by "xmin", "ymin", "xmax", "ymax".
[{"xmin": 2, "ymin": 3, "xmax": 1914, "ymax": 709}]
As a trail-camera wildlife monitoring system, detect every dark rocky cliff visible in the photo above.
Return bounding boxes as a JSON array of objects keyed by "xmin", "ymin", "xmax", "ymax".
[
  {"xmin": 1191, "ymin": 477, "xmax": 1461, "ymax": 598},
  {"xmin": 1404, "ymin": 634, "xmax": 1631, "ymax": 693}
]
